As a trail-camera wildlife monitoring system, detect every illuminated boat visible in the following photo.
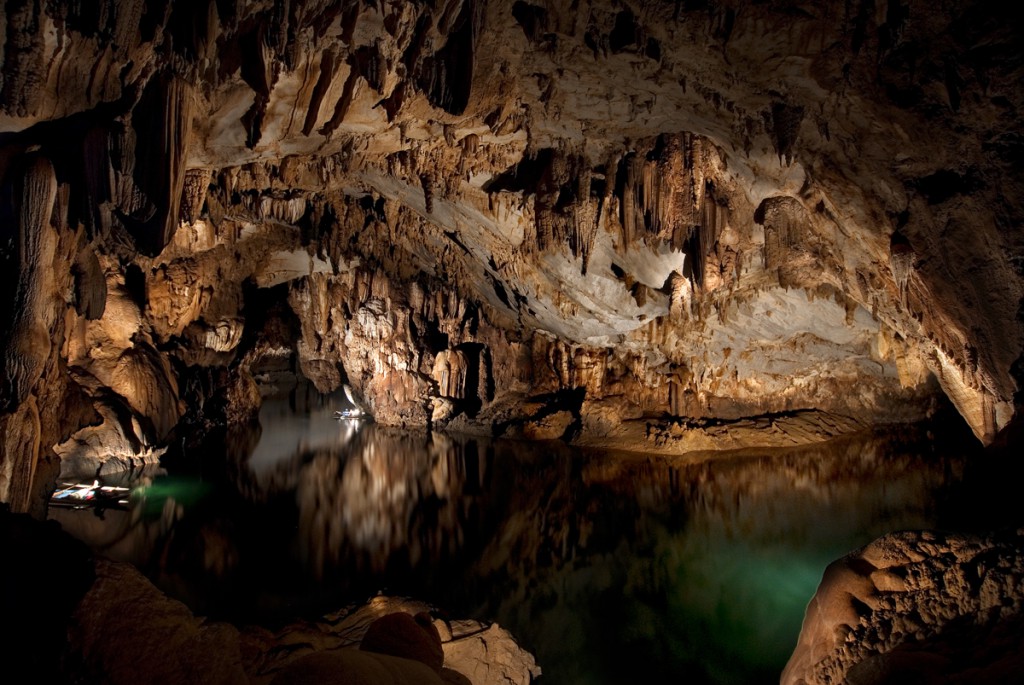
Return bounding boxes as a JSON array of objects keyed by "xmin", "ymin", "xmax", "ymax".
[{"xmin": 50, "ymin": 481, "xmax": 131, "ymax": 510}]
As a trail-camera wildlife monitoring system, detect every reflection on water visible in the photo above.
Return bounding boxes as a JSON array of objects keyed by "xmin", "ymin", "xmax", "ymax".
[{"xmin": 52, "ymin": 400, "xmax": 984, "ymax": 685}]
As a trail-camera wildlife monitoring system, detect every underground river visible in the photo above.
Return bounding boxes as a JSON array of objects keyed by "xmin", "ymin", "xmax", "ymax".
[{"xmin": 50, "ymin": 389, "xmax": 996, "ymax": 684}]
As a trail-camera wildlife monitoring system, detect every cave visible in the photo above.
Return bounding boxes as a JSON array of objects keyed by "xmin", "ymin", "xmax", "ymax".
[{"xmin": 2, "ymin": 1, "xmax": 1023, "ymax": 683}]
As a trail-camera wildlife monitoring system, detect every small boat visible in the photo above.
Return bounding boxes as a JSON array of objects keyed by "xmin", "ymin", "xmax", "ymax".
[
  {"xmin": 50, "ymin": 480, "xmax": 131, "ymax": 510},
  {"xmin": 333, "ymin": 408, "xmax": 365, "ymax": 420}
]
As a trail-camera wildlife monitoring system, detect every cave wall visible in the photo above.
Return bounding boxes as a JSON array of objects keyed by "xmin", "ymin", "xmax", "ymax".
[{"xmin": 1, "ymin": 0, "xmax": 1022, "ymax": 510}]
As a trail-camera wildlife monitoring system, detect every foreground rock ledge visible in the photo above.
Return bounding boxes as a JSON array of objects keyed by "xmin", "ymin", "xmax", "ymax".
[
  {"xmin": 783, "ymin": 529, "xmax": 1024, "ymax": 685},
  {"xmin": 71, "ymin": 558, "xmax": 540, "ymax": 685}
]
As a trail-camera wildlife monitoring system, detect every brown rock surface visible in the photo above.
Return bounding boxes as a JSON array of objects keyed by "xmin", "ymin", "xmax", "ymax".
[
  {"xmin": 442, "ymin": 622, "xmax": 542, "ymax": 685},
  {"xmin": 782, "ymin": 529, "xmax": 1024, "ymax": 685}
]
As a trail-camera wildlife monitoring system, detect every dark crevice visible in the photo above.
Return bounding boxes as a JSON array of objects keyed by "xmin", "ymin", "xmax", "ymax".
[
  {"xmin": 241, "ymin": 93, "xmax": 268, "ymax": 149},
  {"xmin": 320, "ymin": 69, "xmax": 360, "ymax": 136},
  {"xmin": 609, "ymin": 9, "xmax": 640, "ymax": 53},
  {"xmin": 420, "ymin": 317, "xmax": 449, "ymax": 355},
  {"xmin": 483, "ymin": 149, "xmax": 554, "ymax": 194},
  {"xmin": 377, "ymin": 81, "xmax": 407, "ymax": 122},
  {"xmin": 511, "ymin": 2, "xmax": 547, "ymax": 42},
  {"xmin": 770, "ymin": 102, "xmax": 805, "ymax": 164},
  {"xmin": 401, "ymin": 13, "xmax": 433, "ymax": 73},
  {"xmin": 911, "ymin": 169, "xmax": 983, "ymax": 205},
  {"xmin": 165, "ymin": 0, "xmax": 214, "ymax": 61},
  {"xmin": 489, "ymin": 273, "xmax": 513, "ymax": 310},
  {"xmin": 302, "ymin": 49, "xmax": 338, "ymax": 135},
  {"xmin": 123, "ymin": 263, "xmax": 147, "ymax": 310},
  {"xmin": 493, "ymin": 387, "xmax": 586, "ymax": 441},
  {"xmin": 444, "ymin": 230, "xmax": 471, "ymax": 255},
  {"xmin": 350, "ymin": 44, "xmax": 385, "ymax": 92},
  {"xmin": 455, "ymin": 342, "xmax": 485, "ymax": 417},
  {"xmin": 415, "ymin": 0, "xmax": 480, "ymax": 115}
]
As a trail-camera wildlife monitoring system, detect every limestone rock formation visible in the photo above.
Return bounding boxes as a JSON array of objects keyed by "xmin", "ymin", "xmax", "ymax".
[
  {"xmin": 1, "ymin": 0, "xmax": 1023, "ymax": 509},
  {"xmin": 782, "ymin": 529, "xmax": 1024, "ymax": 685}
]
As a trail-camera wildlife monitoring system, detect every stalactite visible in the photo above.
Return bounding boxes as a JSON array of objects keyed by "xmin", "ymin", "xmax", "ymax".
[
  {"xmin": 420, "ymin": 172, "xmax": 435, "ymax": 213},
  {"xmin": 72, "ymin": 245, "xmax": 107, "ymax": 320},
  {"xmin": 408, "ymin": 280, "xmax": 426, "ymax": 313},
  {"xmin": 255, "ymin": 194, "xmax": 307, "ymax": 224},
  {"xmin": 302, "ymin": 47, "xmax": 339, "ymax": 135},
  {"xmin": 535, "ymin": 200, "xmax": 556, "ymax": 253},
  {"xmin": 180, "ymin": 168, "xmax": 212, "ymax": 225},
  {"xmin": 320, "ymin": 66, "xmax": 359, "ymax": 137},
  {"xmin": 621, "ymin": 153, "xmax": 641, "ymax": 247},
  {"xmin": 668, "ymin": 270, "xmax": 692, "ymax": 320},
  {"xmin": 570, "ymin": 346, "xmax": 606, "ymax": 393},
  {"xmin": 668, "ymin": 365, "xmax": 690, "ymax": 417},
  {"xmin": 433, "ymin": 349, "xmax": 469, "ymax": 398},
  {"xmin": 771, "ymin": 102, "xmax": 805, "ymax": 165},
  {"xmin": 414, "ymin": 0, "xmax": 481, "ymax": 115},
  {"xmin": 477, "ymin": 346, "xmax": 493, "ymax": 403},
  {"xmin": 889, "ymin": 232, "xmax": 915, "ymax": 304},
  {"xmin": 371, "ymin": 270, "xmax": 392, "ymax": 301},
  {"xmin": 547, "ymin": 340, "xmax": 573, "ymax": 388},
  {"xmin": 80, "ymin": 126, "xmax": 115, "ymax": 235},
  {"xmin": 757, "ymin": 196, "xmax": 803, "ymax": 273},
  {"xmin": 692, "ymin": 180, "xmax": 732, "ymax": 290},
  {"xmin": 1, "ymin": 154, "xmax": 58, "ymax": 411},
  {"xmin": 126, "ymin": 73, "xmax": 195, "ymax": 255},
  {"xmin": 111, "ymin": 124, "xmax": 149, "ymax": 224},
  {"xmin": 0, "ymin": 395, "xmax": 41, "ymax": 512},
  {"xmin": 574, "ymin": 197, "xmax": 599, "ymax": 273},
  {"xmin": 609, "ymin": 133, "xmax": 709, "ymax": 255}
]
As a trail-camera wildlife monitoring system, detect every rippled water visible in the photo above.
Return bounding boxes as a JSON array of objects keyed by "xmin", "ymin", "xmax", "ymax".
[{"xmin": 52, "ymin": 391, "xmax": 986, "ymax": 685}]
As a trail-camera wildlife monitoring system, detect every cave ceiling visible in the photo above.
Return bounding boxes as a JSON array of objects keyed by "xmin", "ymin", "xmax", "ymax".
[{"xmin": 1, "ymin": 0, "xmax": 1023, "ymax": 510}]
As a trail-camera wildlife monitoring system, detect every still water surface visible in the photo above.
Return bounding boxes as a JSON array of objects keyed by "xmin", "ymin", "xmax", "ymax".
[{"xmin": 52, "ymin": 393, "xmax": 982, "ymax": 684}]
